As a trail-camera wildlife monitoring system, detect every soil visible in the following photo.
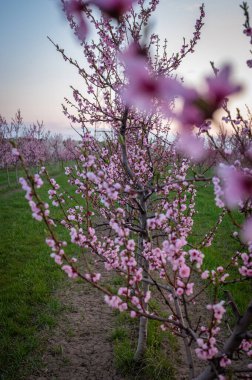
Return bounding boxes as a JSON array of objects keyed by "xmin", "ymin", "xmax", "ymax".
[
  {"xmin": 28, "ymin": 266, "xmax": 249, "ymax": 380},
  {"xmin": 29, "ymin": 269, "xmax": 208, "ymax": 380},
  {"xmin": 29, "ymin": 278, "xmax": 125, "ymax": 380}
]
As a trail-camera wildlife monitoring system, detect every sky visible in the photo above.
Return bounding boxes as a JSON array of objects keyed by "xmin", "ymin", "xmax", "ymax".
[{"xmin": 0, "ymin": 0, "xmax": 251, "ymax": 138}]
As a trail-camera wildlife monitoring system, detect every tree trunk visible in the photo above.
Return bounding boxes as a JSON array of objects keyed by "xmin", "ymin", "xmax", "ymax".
[
  {"xmin": 15, "ymin": 165, "xmax": 19, "ymax": 185},
  {"xmin": 6, "ymin": 166, "xmax": 10, "ymax": 187},
  {"xmin": 134, "ymin": 314, "xmax": 148, "ymax": 362},
  {"xmin": 119, "ymin": 110, "xmax": 150, "ymax": 363},
  {"xmin": 173, "ymin": 290, "xmax": 195, "ymax": 379},
  {"xmin": 134, "ymin": 194, "xmax": 149, "ymax": 362}
]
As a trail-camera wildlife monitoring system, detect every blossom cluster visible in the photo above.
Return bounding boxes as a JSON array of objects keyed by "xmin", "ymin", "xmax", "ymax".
[
  {"xmin": 63, "ymin": 0, "xmax": 136, "ymax": 41},
  {"xmin": 241, "ymin": 2, "xmax": 252, "ymax": 68},
  {"xmin": 195, "ymin": 301, "xmax": 226, "ymax": 360},
  {"xmin": 0, "ymin": 111, "xmax": 77, "ymax": 173}
]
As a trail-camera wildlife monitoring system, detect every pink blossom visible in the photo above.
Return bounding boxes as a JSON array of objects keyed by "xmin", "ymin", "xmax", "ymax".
[
  {"xmin": 213, "ymin": 176, "xmax": 225, "ymax": 208},
  {"xmin": 220, "ymin": 273, "xmax": 229, "ymax": 283},
  {"xmin": 51, "ymin": 253, "xmax": 63, "ymax": 265},
  {"xmin": 127, "ymin": 239, "xmax": 135, "ymax": 251},
  {"xmin": 177, "ymin": 99, "xmax": 204, "ymax": 128},
  {"xmin": 29, "ymin": 201, "xmax": 43, "ymax": 221},
  {"xmin": 185, "ymin": 282, "xmax": 194, "ymax": 296},
  {"xmin": 92, "ymin": 273, "xmax": 101, "ymax": 282},
  {"xmin": 131, "ymin": 296, "xmax": 140, "ymax": 306},
  {"xmin": 124, "ymin": 185, "xmax": 131, "ymax": 192},
  {"xmin": 65, "ymin": 0, "xmax": 84, "ymax": 17},
  {"xmin": 176, "ymin": 65, "xmax": 242, "ymax": 129},
  {"xmin": 12, "ymin": 148, "xmax": 20, "ymax": 157},
  {"xmin": 240, "ymin": 339, "xmax": 252, "ymax": 352},
  {"xmin": 220, "ymin": 355, "xmax": 231, "ymax": 368},
  {"xmin": 176, "ymin": 287, "xmax": 184, "ymax": 296},
  {"xmin": 45, "ymin": 238, "xmax": 56, "ymax": 248},
  {"xmin": 178, "ymin": 65, "xmax": 242, "ymax": 128},
  {"xmin": 62, "ymin": 265, "xmax": 78, "ymax": 278},
  {"xmin": 217, "ymin": 164, "xmax": 252, "ymax": 208},
  {"xmin": 241, "ymin": 217, "xmax": 252, "ymax": 244},
  {"xmin": 88, "ymin": 227, "xmax": 96, "ymax": 236},
  {"xmin": 195, "ymin": 341, "xmax": 218, "ymax": 360},
  {"xmin": 118, "ymin": 287, "xmax": 129, "ymax": 296},
  {"xmin": 86, "ymin": 171, "xmax": 98, "ymax": 182},
  {"xmin": 104, "ymin": 295, "xmax": 127, "ymax": 311},
  {"xmin": 205, "ymin": 65, "xmax": 242, "ymax": 106},
  {"xmin": 19, "ymin": 177, "xmax": 33, "ymax": 201},
  {"xmin": 207, "ymin": 301, "xmax": 226, "ymax": 323},
  {"xmin": 34, "ymin": 174, "xmax": 43, "ymax": 188},
  {"xmin": 121, "ymin": 44, "xmax": 183, "ymax": 114},
  {"xmin": 238, "ymin": 251, "xmax": 252, "ymax": 278},
  {"xmin": 64, "ymin": 0, "xmax": 88, "ymax": 40},
  {"xmin": 176, "ymin": 132, "xmax": 206, "ymax": 162},
  {"xmin": 92, "ymin": 0, "xmax": 136, "ymax": 19},
  {"xmin": 179, "ymin": 264, "xmax": 190, "ymax": 278},
  {"xmin": 189, "ymin": 249, "xmax": 204, "ymax": 268},
  {"xmin": 85, "ymin": 272, "xmax": 101, "ymax": 282}
]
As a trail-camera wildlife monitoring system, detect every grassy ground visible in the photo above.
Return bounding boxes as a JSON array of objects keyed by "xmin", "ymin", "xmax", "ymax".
[
  {"xmin": 0, "ymin": 164, "xmax": 66, "ymax": 380},
  {"xmin": 106, "ymin": 275, "xmax": 179, "ymax": 380},
  {"xmin": 192, "ymin": 181, "xmax": 251, "ymax": 313},
  {"xmin": 110, "ymin": 179, "xmax": 251, "ymax": 378},
  {"xmin": 111, "ymin": 309, "xmax": 178, "ymax": 380},
  {"xmin": 0, "ymin": 165, "xmax": 251, "ymax": 379},
  {"xmin": 109, "ymin": 301, "xmax": 179, "ymax": 380}
]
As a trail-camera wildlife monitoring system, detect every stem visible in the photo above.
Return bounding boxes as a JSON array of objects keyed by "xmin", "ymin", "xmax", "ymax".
[
  {"xmin": 173, "ymin": 290, "xmax": 195, "ymax": 379},
  {"xmin": 134, "ymin": 192, "xmax": 149, "ymax": 362},
  {"xmin": 194, "ymin": 300, "xmax": 252, "ymax": 380},
  {"xmin": 15, "ymin": 165, "xmax": 19, "ymax": 185},
  {"xmin": 6, "ymin": 166, "xmax": 10, "ymax": 187}
]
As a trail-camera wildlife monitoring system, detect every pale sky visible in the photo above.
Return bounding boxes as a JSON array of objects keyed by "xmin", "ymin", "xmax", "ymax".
[{"xmin": 0, "ymin": 0, "xmax": 251, "ymax": 137}]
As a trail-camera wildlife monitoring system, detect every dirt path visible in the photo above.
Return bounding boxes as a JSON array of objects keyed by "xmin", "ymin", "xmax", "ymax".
[
  {"xmin": 28, "ymin": 266, "xmax": 246, "ymax": 380},
  {"xmin": 30, "ymin": 279, "xmax": 125, "ymax": 380},
  {"xmin": 28, "ymin": 273, "xmax": 217, "ymax": 380}
]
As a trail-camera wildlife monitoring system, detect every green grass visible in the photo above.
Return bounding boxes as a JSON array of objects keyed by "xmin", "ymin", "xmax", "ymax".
[
  {"xmin": 111, "ymin": 179, "xmax": 251, "ymax": 379},
  {"xmin": 190, "ymin": 181, "xmax": 251, "ymax": 313},
  {"xmin": 0, "ymin": 164, "xmax": 251, "ymax": 379},
  {"xmin": 0, "ymin": 165, "xmax": 66, "ymax": 380},
  {"xmin": 0, "ymin": 163, "xmax": 64, "ymax": 194},
  {"xmin": 111, "ymin": 311, "xmax": 178, "ymax": 380},
  {"xmin": 108, "ymin": 277, "xmax": 179, "ymax": 378}
]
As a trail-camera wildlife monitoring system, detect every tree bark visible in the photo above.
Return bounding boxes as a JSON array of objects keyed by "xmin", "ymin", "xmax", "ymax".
[
  {"xmin": 173, "ymin": 290, "xmax": 195, "ymax": 379},
  {"xmin": 119, "ymin": 109, "xmax": 150, "ymax": 362},
  {"xmin": 134, "ymin": 236, "xmax": 149, "ymax": 362},
  {"xmin": 6, "ymin": 166, "xmax": 10, "ymax": 187},
  {"xmin": 134, "ymin": 193, "xmax": 149, "ymax": 362},
  {"xmin": 15, "ymin": 165, "xmax": 19, "ymax": 185}
]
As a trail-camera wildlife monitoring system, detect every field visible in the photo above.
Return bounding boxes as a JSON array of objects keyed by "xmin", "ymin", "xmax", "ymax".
[
  {"xmin": 0, "ymin": 166, "xmax": 251, "ymax": 380},
  {"xmin": 0, "ymin": 165, "xmax": 65, "ymax": 379}
]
